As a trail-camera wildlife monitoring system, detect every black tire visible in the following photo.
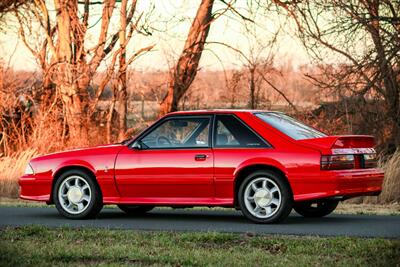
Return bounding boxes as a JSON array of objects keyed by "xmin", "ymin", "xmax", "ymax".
[
  {"xmin": 53, "ymin": 169, "xmax": 103, "ymax": 219},
  {"xmin": 238, "ymin": 170, "xmax": 293, "ymax": 224},
  {"xmin": 294, "ymin": 200, "xmax": 339, "ymax": 217},
  {"xmin": 117, "ymin": 205, "xmax": 154, "ymax": 214}
]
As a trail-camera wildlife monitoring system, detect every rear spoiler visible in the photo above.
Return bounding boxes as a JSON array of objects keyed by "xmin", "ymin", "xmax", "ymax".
[{"xmin": 298, "ymin": 135, "xmax": 376, "ymax": 154}]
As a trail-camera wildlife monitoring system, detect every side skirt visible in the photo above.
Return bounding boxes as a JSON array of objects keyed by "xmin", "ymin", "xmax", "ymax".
[{"xmin": 103, "ymin": 197, "xmax": 233, "ymax": 206}]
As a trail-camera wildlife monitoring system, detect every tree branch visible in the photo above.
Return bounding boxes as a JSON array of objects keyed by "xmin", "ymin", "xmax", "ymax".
[{"xmin": 257, "ymin": 70, "xmax": 298, "ymax": 112}]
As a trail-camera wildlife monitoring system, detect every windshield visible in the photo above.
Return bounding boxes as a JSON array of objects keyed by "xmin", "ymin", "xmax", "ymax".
[{"xmin": 255, "ymin": 112, "xmax": 326, "ymax": 140}]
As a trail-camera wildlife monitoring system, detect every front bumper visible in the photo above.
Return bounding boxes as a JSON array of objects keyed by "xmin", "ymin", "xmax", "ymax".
[
  {"xmin": 293, "ymin": 168, "xmax": 384, "ymax": 202},
  {"xmin": 19, "ymin": 175, "xmax": 52, "ymax": 202}
]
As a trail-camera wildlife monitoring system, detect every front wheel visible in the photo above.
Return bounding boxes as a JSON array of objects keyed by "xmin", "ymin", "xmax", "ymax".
[
  {"xmin": 238, "ymin": 170, "xmax": 293, "ymax": 224},
  {"xmin": 53, "ymin": 169, "xmax": 103, "ymax": 219},
  {"xmin": 294, "ymin": 200, "xmax": 339, "ymax": 217}
]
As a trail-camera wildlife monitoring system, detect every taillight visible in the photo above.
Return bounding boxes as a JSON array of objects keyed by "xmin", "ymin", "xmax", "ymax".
[
  {"xmin": 321, "ymin": 153, "xmax": 378, "ymax": 170},
  {"xmin": 363, "ymin": 153, "xmax": 377, "ymax": 168},
  {"xmin": 321, "ymin": 155, "xmax": 355, "ymax": 170}
]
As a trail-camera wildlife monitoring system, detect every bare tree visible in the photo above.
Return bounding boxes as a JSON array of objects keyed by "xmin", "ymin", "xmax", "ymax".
[
  {"xmin": 224, "ymin": 70, "xmax": 242, "ymax": 108},
  {"xmin": 272, "ymin": 0, "xmax": 400, "ymax": 150},
  {"xmin": 159, "ymin": 0, "xmax": 214, "ymax": 115},
  {"xmin": 0, "ymin": 0, "xmax": 26, "ymax": 19},
  {"xmin": 96, "ymin": 16, "xmax": 154, "ymax": 141},
  {"xmin": 208, "ymin": 38, "xmax": 297, "ymax": 111},
  {"xmin": 14, "ymin": 0, "xmax": 151, "ymax": 143}
]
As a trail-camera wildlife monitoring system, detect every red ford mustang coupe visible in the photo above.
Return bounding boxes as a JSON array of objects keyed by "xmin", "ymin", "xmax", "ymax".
[{"xmin": 19, "ymin": 110, "xmax": 384, "ymax": 223}]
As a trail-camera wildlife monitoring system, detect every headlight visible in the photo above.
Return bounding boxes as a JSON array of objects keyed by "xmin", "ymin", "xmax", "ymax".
[{"xmin": 24, "ymin": 163, "xmax": 34, "ymax": 175}]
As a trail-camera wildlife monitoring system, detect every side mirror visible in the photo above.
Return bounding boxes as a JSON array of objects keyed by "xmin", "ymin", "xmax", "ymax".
[{"xmin": 132, "ymin": 141, "xmax": 142, "ymax": 150}]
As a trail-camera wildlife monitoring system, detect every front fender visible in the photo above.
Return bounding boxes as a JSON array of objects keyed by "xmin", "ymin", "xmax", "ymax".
[{"xmin": 52, "ymin": 160, "xmax": 97, "ymax": 179}]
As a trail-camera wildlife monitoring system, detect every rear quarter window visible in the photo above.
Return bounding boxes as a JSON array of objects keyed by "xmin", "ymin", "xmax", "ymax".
[{"xmin": 215, "ymin": 115, "xmax": 269, "ymax": 148}]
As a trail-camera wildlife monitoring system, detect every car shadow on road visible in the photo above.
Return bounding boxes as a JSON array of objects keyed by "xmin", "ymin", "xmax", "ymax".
[
  {"xmin": 92, "ymin": 208, "xmax": 369, "ymax": 225},
  {"xmin": 28, "ymin": 207, "xmax": 377, "ymax": 225}
]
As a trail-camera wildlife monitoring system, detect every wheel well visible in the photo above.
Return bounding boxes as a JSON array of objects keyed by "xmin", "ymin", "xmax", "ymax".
[
  {"xmin": 48, "ymin": 166, "xmax": 100, "ymax": 204},
  {"xmin": 233, "ymin": 164, "xmax": 293, "ymax": 207}
]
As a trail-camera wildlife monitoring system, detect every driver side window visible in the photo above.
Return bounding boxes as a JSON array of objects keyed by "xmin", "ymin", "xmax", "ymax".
[{"xmin": 140, "ymin": 117, "xmax": 210, "ymax": 149}]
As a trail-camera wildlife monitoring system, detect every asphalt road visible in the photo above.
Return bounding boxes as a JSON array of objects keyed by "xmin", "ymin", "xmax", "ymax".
[{"xmin": 0, "ymin": 206, "xmax": 399, "ymax": 238}]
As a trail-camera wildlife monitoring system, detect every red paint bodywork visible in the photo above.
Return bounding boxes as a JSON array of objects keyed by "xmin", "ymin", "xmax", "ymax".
[{"xmin": 19, "ymin": 110, "xmax": 384, "ymax": 206}]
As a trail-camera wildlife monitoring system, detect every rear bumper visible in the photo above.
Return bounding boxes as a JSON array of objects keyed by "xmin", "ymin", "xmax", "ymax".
[
  {"xmin": 19, "ymin": 175, "xmax": 52, "ymax": 202},
  {"xmin": 293, "ymin": 168, "xmax": 384, "ymax": 202}
]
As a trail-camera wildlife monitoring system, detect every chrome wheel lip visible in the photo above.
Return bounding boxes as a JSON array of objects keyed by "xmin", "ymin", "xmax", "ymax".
[
  {"xmin": 244, "ymin": 177, "xmax": 282, "ymax": 219},
  {"xmin": 58, "ymin": 175, "xmax": 91, "ymax": 215}
]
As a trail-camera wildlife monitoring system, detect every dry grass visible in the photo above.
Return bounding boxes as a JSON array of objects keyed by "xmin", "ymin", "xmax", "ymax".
[
  {"xmin": 0, "ymin": 197, "xmax": 47, "ymax": 207},
  {"xmin": 355, "ymin": 149, "xmax": 400, "ymax": 204},
  {"xmin": 379, "ymin": 149, "xmax": 400, "ymax": 203},
  {"xmin": 337, "ymin": 202, "xmax": 400, "ymax": 215},
  {"xmin": 0, "ymin": 149, "xmax": 38, "ymax": 198}
]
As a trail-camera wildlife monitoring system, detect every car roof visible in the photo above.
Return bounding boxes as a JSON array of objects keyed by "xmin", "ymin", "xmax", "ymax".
[{"xmin": 167, "ymin": 109, "xmax": 280, "ymax": 116}]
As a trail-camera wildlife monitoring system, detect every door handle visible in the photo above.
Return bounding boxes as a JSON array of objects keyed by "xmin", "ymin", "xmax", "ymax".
[{"xmin": 194, "ymin": 154, "xmax": 207, "ymax": 161}]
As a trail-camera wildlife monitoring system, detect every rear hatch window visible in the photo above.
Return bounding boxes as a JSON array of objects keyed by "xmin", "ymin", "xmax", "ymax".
[{"xmin": 255, "ymin": 112, "xmax": 326, "ymax": 140}]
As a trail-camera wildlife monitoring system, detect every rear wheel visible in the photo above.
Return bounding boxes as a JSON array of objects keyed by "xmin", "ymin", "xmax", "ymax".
[
  {"xmin": 238, "ymin": 170, "xmax": 292, "ymax": 223},
  {"xmin": 53, "ymin": 169, "xmax": 103, "ymax": 219},
  {"xmin": 117, "ymin": 205, "xmax": 154, "ymax": 214},
  {"xmin": 294, "ymin": 200, "xmax": 339, "ymax": 217}
]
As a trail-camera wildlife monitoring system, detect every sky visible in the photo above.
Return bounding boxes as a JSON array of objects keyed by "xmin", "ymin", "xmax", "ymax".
[{"xmin": 0, "ymin": 0, "xmax": 312, "ymax": 72}]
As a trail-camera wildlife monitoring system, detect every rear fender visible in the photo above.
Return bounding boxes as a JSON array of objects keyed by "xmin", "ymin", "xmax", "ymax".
[{"xmin": 234, "ymin": 158, "xmax": 288, "ymax": 178}]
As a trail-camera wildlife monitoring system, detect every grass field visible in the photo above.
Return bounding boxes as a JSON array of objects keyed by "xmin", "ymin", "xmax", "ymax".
[{"xmin": 0, "ymin": 226, "xmax": 399, "ymax": 267}]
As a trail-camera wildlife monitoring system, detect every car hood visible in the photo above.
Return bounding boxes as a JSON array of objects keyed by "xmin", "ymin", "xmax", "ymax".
[{"xmin": 30, "ymin": 143, "xmax": 125, "ymax": 162}]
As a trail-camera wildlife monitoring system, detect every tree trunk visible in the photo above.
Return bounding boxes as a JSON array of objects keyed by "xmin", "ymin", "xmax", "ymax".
[
  {"xmin": 367, "ymin": 1, "xmax": 400, "ymax": 150},
  {"xmin": 40, "ymin": 73, "xmax": 54, "ymax": 107},
  {"xmin": 106, "ymin": 91, "xmax": 116, "ymax": 144},
  {"xmin": 159, "ymin": 0, "xmax": 214, "ymax": 116},
  {"xmin": 249, "ymin": 68, "xmax": 256, "ymax": 109},
  {"xmin": 116, "ymin": 80, "xmax": 127, "ymax": 141},
  {"xmin": 115, "ymin": 0, "xmax": 128, "ymax": 141},
  {"xmin": 60, "ymin": 83, "xmax": 87, "ymax": 142},
  {"xmin": 54, "ymin": 0, "xmax": 87, "ymax": 144},
  {"xmin": 160, "ymin": 85, "xmax": 175, "ymax": 115},
  {"xmin": 141, "ymin": 93, "xmax": 145, "ymax": 119},
  {"xmin": 17, "ymin": 0, "xmax": 140, "ymax": 145}
]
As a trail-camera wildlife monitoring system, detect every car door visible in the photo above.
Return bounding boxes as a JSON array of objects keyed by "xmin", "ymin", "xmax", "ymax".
[{"xmin": 114, "ymin": 115, "xmax": 214, "ymax": 202}]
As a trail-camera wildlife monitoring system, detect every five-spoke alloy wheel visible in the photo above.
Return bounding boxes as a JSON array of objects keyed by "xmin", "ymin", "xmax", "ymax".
[
  {"xmin": 239, "ymin": 170, "xmax": 292, "ymax": 223},
  {"xmin": 53, "ymin": 169, "xmax": 103, "ymax": 219},
  {"xmin": 58, "ymin": 176, "xmax": 91, "ymax": 214}
]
